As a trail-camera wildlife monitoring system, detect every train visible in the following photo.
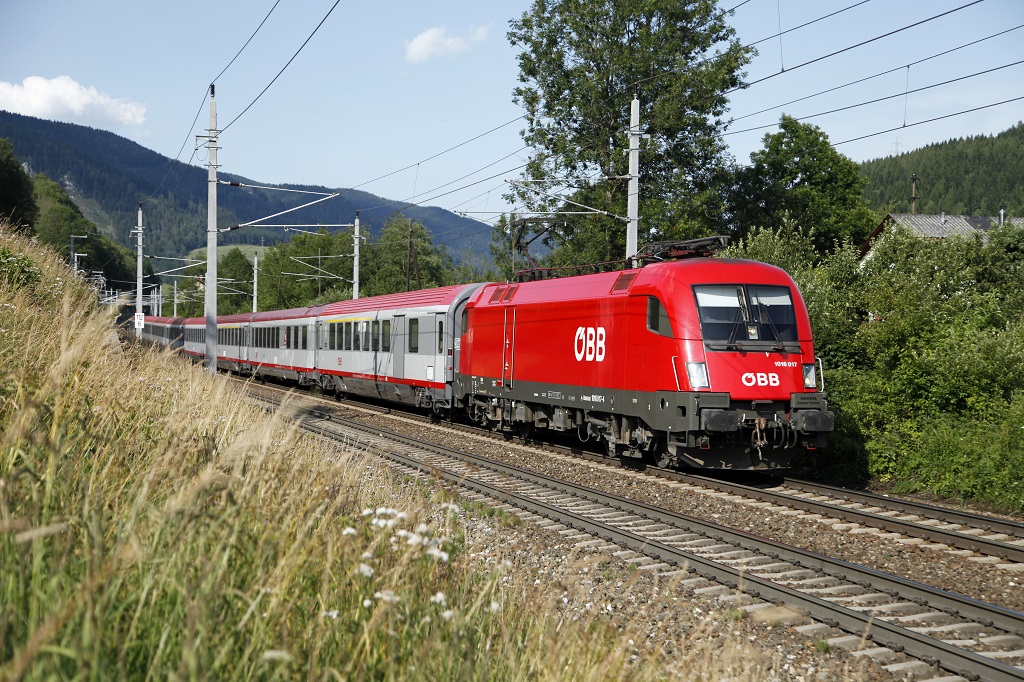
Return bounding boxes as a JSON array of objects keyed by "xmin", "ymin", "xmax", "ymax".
[{"xmin": 142, "ymin": 242, "xmax": 833, "ymax": 470}]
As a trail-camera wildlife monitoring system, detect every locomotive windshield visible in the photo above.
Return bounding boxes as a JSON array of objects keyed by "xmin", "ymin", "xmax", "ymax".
[{"xmin": 693, "ymin": 284, "xmax": 798, "ymax": 350}]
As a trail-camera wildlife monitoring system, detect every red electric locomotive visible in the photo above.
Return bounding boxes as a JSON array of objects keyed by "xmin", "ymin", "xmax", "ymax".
[{"xmin": 454, "ymin": 248, "xmax": 833, "ymax": 470}]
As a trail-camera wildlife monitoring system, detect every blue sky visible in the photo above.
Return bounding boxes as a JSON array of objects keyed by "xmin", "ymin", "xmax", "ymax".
[{"xmin": 1, "ymin": 0, "xmax": 1021, "ymax": 225}]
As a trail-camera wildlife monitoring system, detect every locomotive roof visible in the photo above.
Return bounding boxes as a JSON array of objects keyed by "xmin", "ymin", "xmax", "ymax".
[{"xmin": 313, "ymin": 283, "xmax": 481, "ymax": 316}]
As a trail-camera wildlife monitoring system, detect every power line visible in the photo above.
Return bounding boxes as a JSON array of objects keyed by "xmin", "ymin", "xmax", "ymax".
[
  {"xmin": 213, "ymin": 0, "xmax": 282, "ymax": 84},
  {"xmin": 221, "ymin": 0, "xmax": 342, "ymax": 135},
  {"xmin": 349, "ymin": 116, "xmax": 526, "ymax": 192},
  {"xmin": 725, "ymin": 59, "xmax": 1024, "ymax": 136},
  {"xmin": 731, "ymin": 24, "xmax": 1024, "ymax": 123},
  {"xmin": 731, "ymin": 0, "xmax": 985, "ymax": 93},
  {"xmin": 142, "ymin": 1, "xmax": 281, "ymax": 204},
  {"xmin": 833, "ymin": 95, "xmax": 1024, "ymax": 146}
]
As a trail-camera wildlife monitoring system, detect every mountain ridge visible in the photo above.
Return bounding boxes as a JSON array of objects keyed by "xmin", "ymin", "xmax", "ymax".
[{"xmin": 0, "ymin": 110, "xmax": 493, "ymax": 263}]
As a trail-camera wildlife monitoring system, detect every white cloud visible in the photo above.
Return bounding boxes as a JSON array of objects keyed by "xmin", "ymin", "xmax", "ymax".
[
  {"xmin": 0, "ymin": 75, "xmax": 145, "ymax": 126},
  {"xmin": 404, "ymin": 25, "xmax": 490, "ymax": 64}
]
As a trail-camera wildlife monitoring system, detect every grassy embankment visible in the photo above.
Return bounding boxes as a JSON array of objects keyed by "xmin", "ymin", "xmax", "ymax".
[{"xmin": 0, "ymin": 228, "xmax": 785, "ymax": 680}]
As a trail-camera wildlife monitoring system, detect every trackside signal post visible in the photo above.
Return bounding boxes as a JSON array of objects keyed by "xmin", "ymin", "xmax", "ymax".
[{"xmin": 198, "ymin": 84, "xmax": 219, "ymax": 375}]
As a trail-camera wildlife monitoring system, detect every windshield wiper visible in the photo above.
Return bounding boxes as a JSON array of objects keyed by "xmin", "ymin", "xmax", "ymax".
[{"xmin": 756, "ymin": 302, "xmax": 787, "ymax": 351}]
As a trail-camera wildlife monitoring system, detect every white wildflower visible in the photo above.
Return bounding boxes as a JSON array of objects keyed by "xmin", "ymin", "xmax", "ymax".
[
  {"xmin": 363, "ymin": 598, "xmax": 372, "ymax": 608},
  {"xmin": 321, "ymin": 610, "xmax": 339, "ymax": 620},
  {"xmin": 361, "ymin": 551, "xmax": 373, "ymax": 560},
  {"xmin": 374, "ymin": 590, "xmax": 399, "ymax": 604},
  {"xmin": 441, "ymin": 609, "xmax": 455, "ymax": 621},
  {"xmin": 342, "ymin": 527, "xmax": 356, "ymax": 536},
  {"xmin": 357, "ymin": 563, "xmax": 375, "ymax": 578},
  {"xmin": 490, "ymin": 601, "xmax": 500, "ymax": 613},
  {"xmin": 430, "ymin": 592, "xmax": 447, "ymax": 606},
  {"xmin": 426, "ymin": 546, "xmax": 449, "ymax": 562},
  {"xmin": 416, "ymin": 523, "xmax": 429, "ymax": 535}
]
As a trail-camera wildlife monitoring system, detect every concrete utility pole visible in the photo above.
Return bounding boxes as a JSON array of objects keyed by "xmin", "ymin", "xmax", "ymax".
[
  {"xmin": 173, "ymin": 280, "xmax": 178, "ymax": 318},
  {"xmin": 134, "ymin": 204, "xmax": 144, "ymax": 338},
  {"xmin": 626, "ymin": 95, "xmax": 641, "ymax": 266},
  {"xmin": 353, "ymin": 212, "xmax": 360, "ymax": 300},
  {"xmin": 252, "ymin": 255, "xmax": 258, "ymax": 312},
  {"xmin": 201, "ymin": 84, "xmax": 219, "ymax": 374}
]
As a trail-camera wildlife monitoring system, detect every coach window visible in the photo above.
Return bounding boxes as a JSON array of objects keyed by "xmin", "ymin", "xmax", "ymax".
[
  {"xmin": 362, "ymin": 322, "xmax": 371, "ymax": 351},
  {"xmin": 437, "ymin": 320, "xmax": 444, "ymax": 353},
  {"xmin": 382, "ymin": 320, "xmax": 391, "ymax": 352},
  {"xmin": 344, "ymin": 322, "xmax": 351, "ymax": 350},
  {"xmin": 302, "ymin": 325, "xmax": 308, "ymax": 350},
  {"xmin": 647, "ymin": 296, "xmax": 675, "ymax": 338},
  {"xmin": 409, "ymin": 318, "xmax": 419, "ymax": 353},
  {"xmin": 372, "ymin": 320, "xmax": 380, "ymax": 351}
]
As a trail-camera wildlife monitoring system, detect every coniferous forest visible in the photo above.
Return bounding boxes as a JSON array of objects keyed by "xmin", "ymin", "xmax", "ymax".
[{"xmin": 859, "ymin": 122, "xmax": 1024, "ymax": 216}]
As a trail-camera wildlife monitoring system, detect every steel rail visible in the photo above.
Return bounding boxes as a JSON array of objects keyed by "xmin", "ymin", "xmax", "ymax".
[
  {"xmin": 260, "ymin": 395, "xmax": 1024, "ymax": 682},
  {"xmin": 673, "ymin": 473, "xmax": 1024, "ymax": 564},
  {"xmin": 782, "ymin": 477, "xmax": 1024, "ymax": 539}
]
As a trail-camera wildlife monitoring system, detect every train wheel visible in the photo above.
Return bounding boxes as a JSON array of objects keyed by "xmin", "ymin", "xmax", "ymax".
[{"xmin": 512, "ymin": 421, "xmax": 532, "ymax": 443}]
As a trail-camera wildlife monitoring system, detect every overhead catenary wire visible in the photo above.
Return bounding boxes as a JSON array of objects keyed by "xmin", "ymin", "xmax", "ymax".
[
  {"xmin": 142, "ymin": 1, "xmax": 281, "ymax": 204},
  {"xmin": 730, "ymin": 0, "xmax": 985, "ymax": 94},
  {"xmin": 725, "ymin": 59, "xmax": 1024, "ymax": 137},
  {"xmin": 731, "ymin": 23, "xmax": 1024, "ymax": 123},
  {"xmin": 833, "ymin": 95, "xmax": 1024, "ymax": 147},
  {"xmin": 221, "ymin": 0, "xmax": 342, "ymax": 135}
]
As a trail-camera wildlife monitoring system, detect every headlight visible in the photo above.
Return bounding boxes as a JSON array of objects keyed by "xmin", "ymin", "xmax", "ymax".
[
  {"xmin": 802, "ymin": 364, "xmax": 817, "ymax": 389},
  {"xmin": 686, "ymin": 362, "xmax": 710, "ymax": 389}
]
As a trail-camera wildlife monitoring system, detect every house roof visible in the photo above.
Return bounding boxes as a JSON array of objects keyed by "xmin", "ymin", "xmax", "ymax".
[{"xmin": 859, "ymin": 213, "xmax": 1024, "ymax": 257}]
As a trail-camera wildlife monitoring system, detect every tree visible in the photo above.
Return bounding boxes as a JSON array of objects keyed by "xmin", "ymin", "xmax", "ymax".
[
  {"xmin": 0, "ymin": 138, "xmax": 38, "ymax": 231},
  {"xmin": 507, "ymin": 0, "xmax": 752, "ymax": 266},
  {"xmin": 729, "ymin": 116, "xmax": 878, "ymax": 252},
  {"xmin": 217, "ymin": 248, "xmax": 255, "ymax": 315},
  {"xmin": 256, "ymin": 229, "xmax": 355, "ymax": 311},
  {"xmin": 360, "ymin": 216, "xmax": 454, "ymax": 297},
  {"xmin": 32, "ymin": 174, "xmax": 138, "ymax": 288}
]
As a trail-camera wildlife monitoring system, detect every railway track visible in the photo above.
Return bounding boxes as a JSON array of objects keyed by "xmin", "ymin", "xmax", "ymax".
[
  {"xmin": 674, "ymin": 475, "xmax": 1024, "ymax": 565},
  {"xmin": 247, "ymin": 384, "xmax": 1024, "ymax": 682},
  {"xmin": 238, "ymin": 376, "xmax": 1024, "ymax": 568}
]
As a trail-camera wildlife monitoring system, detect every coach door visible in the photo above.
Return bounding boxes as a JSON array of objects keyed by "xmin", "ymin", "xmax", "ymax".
[
  {"xmin": 391, "ymin": 315, "xmax": 405, "ymax": 380},
  {"xmin": 435, "ymin": 313, "xmax": 448, "ymax": 383},
  {"xmin": 501, "ymin": 307, "xmax": 516, "ymax": 389}
]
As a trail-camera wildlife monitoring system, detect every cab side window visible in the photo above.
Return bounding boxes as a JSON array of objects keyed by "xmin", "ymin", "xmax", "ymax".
[{"xmin": 647, "ymin": 296, "xmax": 674, "ymax": 338}]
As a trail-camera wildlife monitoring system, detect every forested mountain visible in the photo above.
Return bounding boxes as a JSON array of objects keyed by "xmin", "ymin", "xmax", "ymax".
[
  {"xmin": 859, "ymin": 122, "xmax": 1024, "ymax": 216},
  {"xmin": 0, "ymin": 110, "xmax": 492, "ymax": 263}
]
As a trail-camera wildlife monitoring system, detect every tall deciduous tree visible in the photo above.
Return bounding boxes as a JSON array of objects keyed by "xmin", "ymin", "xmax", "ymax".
[
  {"xmin": 0, "ymin": 138, "xmax": 38, "ymax": 231},
  {"xmin": 507, "ymin": 0, "xmax": 752, "ymax": 266},
  {"xmin": 217, "ymin": 248, "xmax": 256, "ymax": 315},
  {"xmin": 730, "ymin": 115, "xmax": 878, "ymax": 253},
  {"xmin": 360, "ymin": 216, "xmax": 454, "ymax": 297}
]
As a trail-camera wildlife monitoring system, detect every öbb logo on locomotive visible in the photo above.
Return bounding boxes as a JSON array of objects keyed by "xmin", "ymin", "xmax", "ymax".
[
  {"xmin": 742, "ymin": 372, "xmax": 781, "ymax": 387},
  {"xmin": 574, "ymin": 326, "xmax": 606, "ymax": 362}
]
